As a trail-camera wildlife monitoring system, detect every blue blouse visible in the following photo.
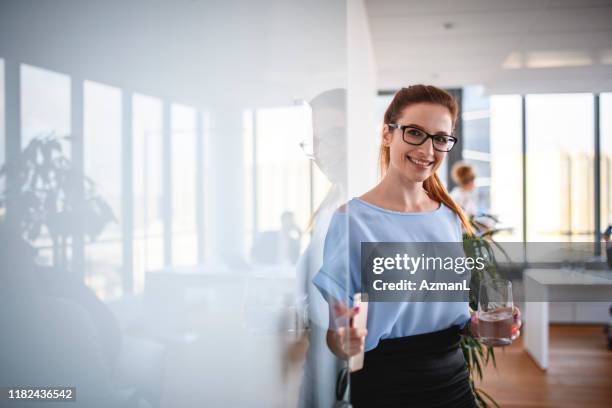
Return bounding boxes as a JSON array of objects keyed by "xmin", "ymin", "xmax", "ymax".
[{"xmin": 312, "ymin": 197, "xmax": 471, "ymax": 352}]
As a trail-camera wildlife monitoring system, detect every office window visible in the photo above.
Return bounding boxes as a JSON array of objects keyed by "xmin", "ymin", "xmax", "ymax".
[
  {"xmin": 20, "ymin": 64, "xmax": 71, "ymax": 264},
  {"xmin": 489, "ymin": 95, "xmax": 523, "ymax": 242},
  {"xmin": 245, "ymin": 105, "xmax": 313, "ymax": 260},
  {"xmin": 257, "ymin": 106, "xmax": 312, "ymax": 229},
  {"xmin": 171, "ymin": 103, "xmax": 198, "ymax": 266},
  {"xmin": 83, "ymin": 80, "xmax": 122, "ymax": 300},
  {"xmin": 462, "ymin": 86, "xmax": 491, "ymax": 212},
  {"xmin": 21, "ymin": 64, "xmax": 70, "ymax": 151},
  {"xmin": 601, "ymin": 93, "xmax": 612, "ymax": 231},
  {"xmin": 526, "ymin": 94, "xmax": 594, "ymax": 242},
  {"xmin": 133, "ymin": 93, "xmax": 164, "ymax": 291}
]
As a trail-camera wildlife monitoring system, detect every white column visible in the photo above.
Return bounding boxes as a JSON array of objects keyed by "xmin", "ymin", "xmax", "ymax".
[
  {"xmin": 524, "ymin": 272, "xmax": 549, "ymax": 370},
  {"xmin": 347, "ymin": 0, "xmax": 379, "ymax": 197},
  {"xmin": 122, "ymin": 89, "xmax": 134, "ymax": 293},
  {"xmin": 71, "ymin": 76, "xmax": 85, "ymax": 275}
]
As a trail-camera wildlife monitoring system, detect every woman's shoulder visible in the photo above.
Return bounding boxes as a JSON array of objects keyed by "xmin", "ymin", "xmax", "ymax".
[{"xmin": 332, "ymin": 199, "xmax": 359, "ymax": 215}]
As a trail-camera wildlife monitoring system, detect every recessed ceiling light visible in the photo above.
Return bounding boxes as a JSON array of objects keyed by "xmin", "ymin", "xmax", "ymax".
[{"xmin": 502, "ymin": 50, "xmax": 593, "ymax": 69}]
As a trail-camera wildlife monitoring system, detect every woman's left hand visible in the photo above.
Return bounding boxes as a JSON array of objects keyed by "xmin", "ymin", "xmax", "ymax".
[{"xmin": 468, "ymin": 306, "xmax": 522, "ymax": 343}]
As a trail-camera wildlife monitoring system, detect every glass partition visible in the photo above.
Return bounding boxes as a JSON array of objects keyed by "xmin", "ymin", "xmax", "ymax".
[{"xmin": 1, "ymin": 1, "xmax": 350, "ymax": 406}]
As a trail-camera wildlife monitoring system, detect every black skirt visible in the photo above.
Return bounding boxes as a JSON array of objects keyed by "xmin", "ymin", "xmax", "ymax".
[{"xmin": 350, "ymin": 325, "xmax": 477, "ymax": 408}]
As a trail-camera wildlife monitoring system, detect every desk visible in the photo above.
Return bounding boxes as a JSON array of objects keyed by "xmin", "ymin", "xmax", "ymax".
[{"xmin": 523, "ymin": 269, "xmax": 612, "ymax": 369}]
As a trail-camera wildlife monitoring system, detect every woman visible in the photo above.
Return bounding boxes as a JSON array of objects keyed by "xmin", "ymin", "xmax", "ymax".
[
  {"xmin": 312, "ymin": 85, "xmax": 521, "ymax": 407},
  {"xmin": 450, "ymin": 161, "xmax": 478, "ymax": 218},
  {"xmin": 296, "ymin": 88, "xmax": 347, "ymax": 408}
]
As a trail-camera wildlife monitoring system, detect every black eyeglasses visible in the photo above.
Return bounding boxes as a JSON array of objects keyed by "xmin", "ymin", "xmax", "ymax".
[{"xmin": 387, "ymin": 124, "xmax": 457, "ymax": 152}]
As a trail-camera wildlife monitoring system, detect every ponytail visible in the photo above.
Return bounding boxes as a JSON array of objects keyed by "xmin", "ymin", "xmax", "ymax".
[{"xmin": 423, "ymin": 173, "xmax": 473, "ymax": 236}]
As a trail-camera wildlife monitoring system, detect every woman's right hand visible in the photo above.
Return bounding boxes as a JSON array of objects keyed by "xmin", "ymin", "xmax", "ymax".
[{"xmin": 326, "ymin": 303, "xmax": 368, "ymax": 359}]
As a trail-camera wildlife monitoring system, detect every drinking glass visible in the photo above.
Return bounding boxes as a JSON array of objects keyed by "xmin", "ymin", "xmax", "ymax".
[{"xmin": 477, "ymin": 279, "xmax": 514, "ymax": 346}]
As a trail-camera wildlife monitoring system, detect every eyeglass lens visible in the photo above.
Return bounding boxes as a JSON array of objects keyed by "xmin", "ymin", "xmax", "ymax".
[{"xmin": 403, "ymin": 127, "xmax": 455, "ymax": 152}]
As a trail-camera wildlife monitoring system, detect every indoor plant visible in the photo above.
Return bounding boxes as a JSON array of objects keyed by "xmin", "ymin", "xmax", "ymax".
[
  {"xmin": 0, "ymin": 133, "xmax": 116, "ymax": 268},
  {"xmin": 462, "ymin": 213, "xmax": 512, "ymax": 408}
]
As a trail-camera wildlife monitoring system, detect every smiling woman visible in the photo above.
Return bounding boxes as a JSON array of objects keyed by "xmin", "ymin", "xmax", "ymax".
[{"xmin": 312, "ymin": 85, "xmax": 521, "ymax": 407}]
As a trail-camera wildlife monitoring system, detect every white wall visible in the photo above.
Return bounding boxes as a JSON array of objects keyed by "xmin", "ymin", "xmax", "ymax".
[{"xmin": 347, "ymin": 0, "xmax": 379, "ymax": 197}]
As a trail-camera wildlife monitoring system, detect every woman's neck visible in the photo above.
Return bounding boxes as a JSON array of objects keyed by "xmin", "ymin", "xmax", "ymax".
[{"xmin": 361, "ymin": 169, "xmax": 437, "ymax": 212}]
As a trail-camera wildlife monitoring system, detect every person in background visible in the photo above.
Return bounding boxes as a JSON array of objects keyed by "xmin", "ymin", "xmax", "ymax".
[
  {"xmin": 250, "ymin": 211, "xmax": 302, "ymax": 265},
  {"xmin": 450, "ymin": 161, "xmax": 478, "ymax": 218}
]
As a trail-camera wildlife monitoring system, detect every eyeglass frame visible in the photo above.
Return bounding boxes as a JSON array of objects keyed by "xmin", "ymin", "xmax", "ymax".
[{"xmin": 387, "ymin": 123, "xmax": 458, "ymax": 152}]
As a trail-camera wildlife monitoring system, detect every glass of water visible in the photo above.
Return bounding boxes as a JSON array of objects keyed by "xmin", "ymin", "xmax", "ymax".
[{"xmin": 477, "ymin": 279, "xmax": 514, "ymax": 346}]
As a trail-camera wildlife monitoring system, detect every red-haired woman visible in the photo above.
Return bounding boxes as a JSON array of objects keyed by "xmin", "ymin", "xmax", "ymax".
[{"xmin": 313, "ymin": 85, "xmax": 521, "ymax": 407}]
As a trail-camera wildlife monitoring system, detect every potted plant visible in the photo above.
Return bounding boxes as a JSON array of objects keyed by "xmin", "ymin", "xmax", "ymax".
[
  {"xmin": 462, "ymin": 213, "xmax": 513, "ymax": 408},
  {"xmin": 0, "ymin": 133, "xmax": 116, "ymax": 268}
]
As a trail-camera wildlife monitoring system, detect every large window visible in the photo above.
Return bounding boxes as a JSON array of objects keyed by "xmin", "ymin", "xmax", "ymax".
[
  {"xmin": 171, "ymin": 103, "xmax": 198, "ymax": 266},
  {"xmin": 133, "ymin": 94, "xmax": 164, "ymax": 291},
  {"xmin": 256, "ymin": 106, "xmax": 312, "ymax": 232},
  {"xmin": 244, "ymin": 104, "xmax": 319, "ymax": 261},
  {"xmin": 462, "ymin": 86, "xmax": 491, "ymax": 212},
  {"xmin": 83, "ymin": 80, "xmax": 123, "ymax": 300},
  {"xmin": 21, "ymin": 64, "xmax": 70, "ymax": 151},
  {"xmin": 20, "ymin": 64, "xmax": 71, "ymax": 264},
  {"xmin": 526, "ymin": 94, "xmax": 594, "ymax": 242}
]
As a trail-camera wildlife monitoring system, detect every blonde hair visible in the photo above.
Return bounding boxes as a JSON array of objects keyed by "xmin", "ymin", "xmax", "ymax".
[
  {"xmin": 380, "ymin": 85, "xmax": 473, "ymax": 235},
  {"xmin": 451, "ymin": 162, "xmax": 476, "ymax": 186}
]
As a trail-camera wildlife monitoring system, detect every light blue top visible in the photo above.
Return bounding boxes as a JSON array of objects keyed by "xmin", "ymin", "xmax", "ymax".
[{"xmin": 312, "ymin": 197, "xmax": 471, "ymax": 352}]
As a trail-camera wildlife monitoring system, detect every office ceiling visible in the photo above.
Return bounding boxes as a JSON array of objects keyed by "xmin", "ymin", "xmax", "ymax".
[
  {"xmin": 0, "ymin": 0, "xmax": 347, "ymax": 108},
  {"xmin": 365, "ymin": 0, "xmax": 612, "ymax": 94}
]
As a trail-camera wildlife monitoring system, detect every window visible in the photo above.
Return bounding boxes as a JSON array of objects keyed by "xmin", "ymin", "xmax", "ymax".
[
  {"xmin": 245, "ymin": 105, "xmax": 314, "ymax": 261},
  {"xmin": 20, "ymin": 64, "xmax": 71, "ymax": 264},
  {"xmin": 133, "ymin": 93, "xmax": 164, "ymax": 291},
  {"xmin": 462, "ymin": 86, "xmax": 491, "ymax": 213},
  {"xmin": 171, "ymin": 103, "xmax": 198, "ymax": 266},
  {"xmin": 255, "ymin": 106, "xmax": 312, "ymax": 232},
  {"xmin": 83, "ymin": 80, "xmax": 123, "ymax": 300},
  {"xmin": 21, "ymin": 64, "xmax": 70, "ymax": 151},
  {"xmin": 526, "ymin": 94, "xmax": 594, "ymax": 242}
]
